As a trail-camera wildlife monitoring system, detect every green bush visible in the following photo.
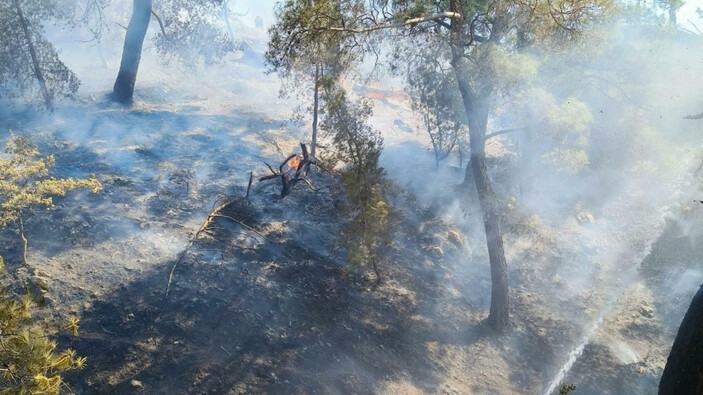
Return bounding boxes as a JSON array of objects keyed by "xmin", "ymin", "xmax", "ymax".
[
  {"xmin": 321, "ymin": 88, "xmax": 392, "ymax": 282},
  {"xmin": 0, "ymin": 257, "xmax": 85, "ymax": 395}
]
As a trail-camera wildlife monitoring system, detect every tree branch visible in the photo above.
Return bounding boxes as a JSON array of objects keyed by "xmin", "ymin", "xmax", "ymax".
[
  {"xmin": 326, "ymin": 12, "xmax": 461, "ymax": 34},
  {"xmin": 485, "ymin": 127, "xmax": 524, "ymax": 140},
  {"xmin": 151, "ymin": 10, "xmax": 167, "ymax": 39}
]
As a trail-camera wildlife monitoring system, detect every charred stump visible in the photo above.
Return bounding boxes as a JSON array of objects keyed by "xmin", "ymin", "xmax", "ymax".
[{"xmin": 259, "ymin": 143, "xmax": 318, "ymax": 198}]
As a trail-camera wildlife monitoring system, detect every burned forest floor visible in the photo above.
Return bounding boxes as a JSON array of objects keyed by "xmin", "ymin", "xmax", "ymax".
[{"xmin": 1, "ymin": 48, "xmax": 701, "ymax": 394}]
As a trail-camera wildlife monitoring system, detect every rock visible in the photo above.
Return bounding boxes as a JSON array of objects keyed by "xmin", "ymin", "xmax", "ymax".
[
  {"xmin": 640, "ymin": 306, "xmax": 655, "ymax": 318},
  {"xmin": 429, "ymin": 246, "xmax": 444, "ymax": 258},
  {"xmin": 30, "ymin": 276, "xmax": 49, "ymax": 291},
  {"xmin": 576, "ymin": 211, "xmax": 595, "ymax": 223},
  {"xmin": 447, "ymin": 230, "xmax": 463, "ymax": 246},
  {"xmin": 130, "ymin": 380, "xmax": 144, "ymax": 389}
]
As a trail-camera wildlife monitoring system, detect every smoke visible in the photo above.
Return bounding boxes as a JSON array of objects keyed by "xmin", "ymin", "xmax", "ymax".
[
  {"xmin": 371, "ymin": 13, "xmax": 703, "ymax": 394},
  {"xmin": 0, "ymin": 2, "xmax": 701, "ymax": 394}
]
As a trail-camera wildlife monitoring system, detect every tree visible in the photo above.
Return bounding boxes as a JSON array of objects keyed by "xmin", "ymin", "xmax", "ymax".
[
  {"xmin": 0, "ymin": 134, "xmax": 102, "ymax": 267},
  {"xmin": 659, "ymin": 284, "xmax": 703, "ymax": 394},
  {"xmin": 112, "ymin": 0, "xmax": 231, "ymax": 104},
  {"xmin": 112, "ymin": 0, "xmax": 153, "ymax": 103},
  {"xmin": 268, "ymin": 0, "xmax": 612, "ymax": 331},
  {"xmin": 0, "ymin": 0, "xmax": 80, "ymax": 109},
  {"xmin": 656, "ymin": 0, "xmax": 685, "ymax": 26},
  {"xmin": 0, "ymin": 135, "xmax": 94, "ymax": 394},
  {"xmin": 266, "ymin": 0, "xmax": 357, "ymax": 158},
  {"xmin": 404, "ymin": 38, "xmax": 465, "ymax": 168},
  {"xmin": 321, "ymin": 87, "xmax": 391, "ymax": 283}
]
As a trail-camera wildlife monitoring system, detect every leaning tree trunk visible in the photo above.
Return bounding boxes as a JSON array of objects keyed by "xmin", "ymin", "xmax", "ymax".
[
  {"xmin": 659, "ymin": 284, "xmax": 703, "ymax": 394},
  {"xmin": 113, "ymin": 0, "xmax": 152, "ymax": 104},
  {"xmin": 12, "ymin": 0, "xmax": 52, "ymax": 109},
  {"xmin": 455, "ymin": 67, "xmax": 509, "ymax": 332}
]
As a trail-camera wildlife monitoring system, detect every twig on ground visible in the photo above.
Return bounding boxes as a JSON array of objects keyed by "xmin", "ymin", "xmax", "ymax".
[
  {"xmin": 100, "ymin": 324, "xmax": 116, "ymax": 335},
  {"xmin": 220, "ymin": 345, "xmax": 232, "ymax": 356},
  {"xmin": 164, "ymin": 198, "xmax": 296, "ymax": 298}
]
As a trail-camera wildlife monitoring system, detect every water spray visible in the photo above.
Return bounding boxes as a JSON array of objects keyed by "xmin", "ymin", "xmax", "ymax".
[{"xmin": 543, "ymin": 205, "xmax": 673, "ymax": 395}]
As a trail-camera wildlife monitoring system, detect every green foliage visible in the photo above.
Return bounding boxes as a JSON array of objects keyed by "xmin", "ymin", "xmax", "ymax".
[
  {"xmin": 266, "ymin": 0, "xmax": 359, "ymax": 147},
  {"xmin": 0, "ymin": 135, "xmax": 92, "ymax": 393},
  {"xmin": 516, "ymin": 89, "xmax": 593, "ymax": 174},
  {"xmin": 321, "ymin": 88, "xmax": 392, "ymax": 281},
  {"xmin": 153, "ymin": 0, "xmax": 233, "ymax": 68},
  {"xmin": 559, "ymin": 383, "xmax": 577, "ymax": 395},
  {"xmin": 404, "ymin": 37, "xmax": 465, "ymax": 166},
  {"xmin": 0, "ymin": 0, "xmax": 79, "ymax": 105},
  {"xmin": 266, "ymin": 0, "xmax": 357, "ymax": 77},
  {"xmin": 0, "ymin": 134, "xmax": 102, "ymax": 227},
  {"xmin": 0, "ymin": 256, "xmax": 85, "ymax": 394}
]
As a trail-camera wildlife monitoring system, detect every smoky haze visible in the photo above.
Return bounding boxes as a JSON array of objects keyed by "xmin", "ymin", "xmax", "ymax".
[{"xmin": 0, "ymin": 1, "xmax": 701, "ymax": 394}]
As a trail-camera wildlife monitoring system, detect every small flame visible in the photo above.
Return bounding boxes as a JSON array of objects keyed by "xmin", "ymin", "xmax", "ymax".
[
  {"xmin": 287, "ymin": 155, "xmax": 301, "ymax": 169},
  {"xmin": 283, "ymin": 154, "xmax": 303, "ymax": 182}
]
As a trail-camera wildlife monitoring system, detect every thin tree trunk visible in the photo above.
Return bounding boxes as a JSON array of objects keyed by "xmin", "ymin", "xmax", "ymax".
[
  {"xmin": 449, "ymin": 0, "xmax": 508, "ymax": 331},
  {"xmin": 311, "ymin": 63, "xmax": 321, "ymax": 158},
  {"xmin": 224, "ymin": 0, "xmax": 235, "ymax": 45},
  {"xmin": 660, "ymin": 284, "xmax": 703, "ymax": 394},
  {"xmin": 669, "ymin": 7, "xmax": 677, "ymax": 27},
  {"xmin": 113, "ymin": 0, "xmax": 152, "ymax": 104},
  {"xmin": 454, "ymin": 62, "xmax": 509, "ymax": 332},
  {"xmin": 18, "ymin": 216, "xmax": 28, "ymax": 266},
  {"xmin": 12, "ymin": 0, "xmax": 52, "ymax": 109},
  {"xmin": 466, "ymin": 97, "xmax": 509, "ymax": 332}
]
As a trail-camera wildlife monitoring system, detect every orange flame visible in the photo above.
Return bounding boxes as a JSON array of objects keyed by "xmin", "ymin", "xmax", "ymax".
[{"xmin": 287, "ymin": 155, "xmax": 301, "ymax": 169}]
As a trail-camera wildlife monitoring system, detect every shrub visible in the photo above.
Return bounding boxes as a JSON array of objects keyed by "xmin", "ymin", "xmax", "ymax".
[{"xmin": 0, "ymin": 256, "xmax": 85, "ymax": 394}]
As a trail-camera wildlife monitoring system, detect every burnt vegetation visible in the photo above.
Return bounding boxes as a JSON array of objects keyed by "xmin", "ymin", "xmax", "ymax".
[{"xmin": 0, "ymin": 0, "xmax": 702, "ymax": 394}]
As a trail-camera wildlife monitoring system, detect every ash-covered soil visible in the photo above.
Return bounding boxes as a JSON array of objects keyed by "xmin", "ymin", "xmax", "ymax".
[
  {"xmin": 0, "ymin": 102, "xmax": 578, "ymax": 394},
  {"xmin": 0, "ymin": 46, "xmax": 700, "ymax": 394}
]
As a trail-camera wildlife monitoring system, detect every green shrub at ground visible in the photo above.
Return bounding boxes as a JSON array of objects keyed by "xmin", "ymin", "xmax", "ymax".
[{"xmin": 0, "ymin": 257, "xmax": 85, "ymax": 395}]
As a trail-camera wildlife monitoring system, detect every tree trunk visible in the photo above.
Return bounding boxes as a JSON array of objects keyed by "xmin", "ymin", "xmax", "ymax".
[
  {"xmin": 659, "ymin": 284, "xmax": 703, "ymax": 394},
  {"xmin": 454, "ymin": 62, "xmax": 509, "ymax": 332},
  {"xmin": 113, "ymin": 0, "xmax": 152, "ymax": 104},
  {"xmin": 669, "ymin": 7, "xmax": 677, "ymax": 27},
  {"xmin": 311, "ymin": 63, "xmax": 320, "ymax": 157},
  {"xmin": 447, "ymin": 0, "xmax": 509, "ymax": 331},
  {"xmin": 12, "ymin": 0, "xmax": 52, "ymax": 110}
]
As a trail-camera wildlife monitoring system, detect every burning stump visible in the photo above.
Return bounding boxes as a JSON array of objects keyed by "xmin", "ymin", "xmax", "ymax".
[{"xmin": 258, "ymin": 143, "xmax": 319, "ymax": 198}]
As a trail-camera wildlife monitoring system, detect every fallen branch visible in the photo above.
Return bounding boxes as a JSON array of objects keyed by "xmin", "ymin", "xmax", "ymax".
[
  {"xmin": 164, "ymin": 197, "xmax": 296, "ymax": 298},
  {"xmin": 210, "ymin": 213, "xmax": 295, "ymax": 259},
  {"xmin": 164, "ymin": 207, "xmax": 218, "ymax": 297}
]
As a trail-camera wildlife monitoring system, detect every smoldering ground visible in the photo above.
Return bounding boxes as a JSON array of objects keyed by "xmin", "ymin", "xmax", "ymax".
[{"xmin": 0, "ymin": 1, "xmax": 702, "ymax": 394}]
